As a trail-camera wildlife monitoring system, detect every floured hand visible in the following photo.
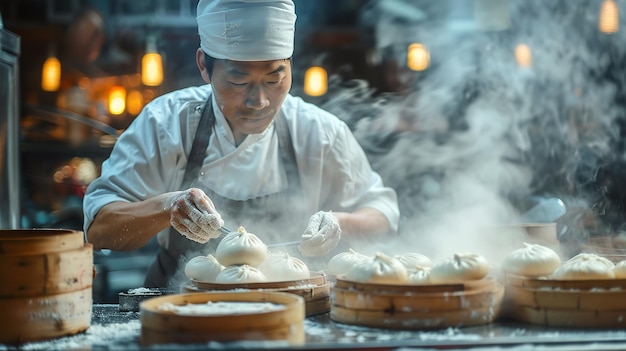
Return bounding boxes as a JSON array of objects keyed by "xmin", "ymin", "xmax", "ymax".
[
  {"xmin": 164, "ymin": 188, "xmax": 224, "ymax": 243},
  {"xmin": 298, "ymin": 211, "xmax": 341, "ymax": 257}
]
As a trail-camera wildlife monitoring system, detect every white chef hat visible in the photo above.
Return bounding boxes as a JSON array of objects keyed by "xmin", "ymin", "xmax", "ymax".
[{"xmin": 196, "ymin": 0, "xmax": 297, "ymax": 61}]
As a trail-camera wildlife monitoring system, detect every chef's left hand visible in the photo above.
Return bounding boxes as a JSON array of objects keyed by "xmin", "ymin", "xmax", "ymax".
[{"xmin": 298, "ymin": 211, "xmax": 341, "ymax": 257}]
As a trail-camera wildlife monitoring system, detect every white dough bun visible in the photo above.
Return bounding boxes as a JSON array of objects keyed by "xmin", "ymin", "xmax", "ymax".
[
  {"xmin": 345, "ymin": 252, "xmax": 408, "ymax": 284},
  {"xmin": 258, "ymin": 252, "xmax": 310, "ymax": 281},
  {"xmin": 502, "ymin": 242, "xmax": 561, "ymax": 278},
  {"xmin": 552, "ymin": 253, "xmax": 615, "ymax": 280},
  {"xmin": 215, "ymin": 226, "xmax": 268, "ymax": 267},
  {"xmin": 184, "ymin": 254, "xmax": 224, "ymax": 282},
  {"xmin": 327, "ymin": 248, "xmax": 370, "ymax": 276},
  {"xmin": 215, "ymin": 264, "xmax": 267, "ymax": 284},
  {"xmin": 393, "ymin": 252, "xmax": 433, "ymax": 269},
  {"xmin": 429, "ymin": 252, "xmax": 489, "ymax": 284}
]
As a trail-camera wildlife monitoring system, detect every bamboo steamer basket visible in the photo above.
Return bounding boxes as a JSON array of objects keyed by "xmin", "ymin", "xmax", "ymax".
[
  {"xmin": 183, "ymin": 271, "xmax": 330, "ymax": 316},
  {"xmin": 140, "ymin": 291, "xmax": 305, "ymax": 345},
  {"xmin": 504, "ymin": 274, "xmax": 626, "ymax": 328},
  {"xmin": 0, "ymin": 229, "xmax": 93, "ymax": 344},
  {"xmin": 331, "ymin": 277, "xmax": 504, "ymax": 330}
]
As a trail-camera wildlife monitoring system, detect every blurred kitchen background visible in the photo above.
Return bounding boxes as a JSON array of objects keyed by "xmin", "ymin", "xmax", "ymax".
[{"xmin": 3, "ymin": 0, "xmax": 626, "ymax": 302}]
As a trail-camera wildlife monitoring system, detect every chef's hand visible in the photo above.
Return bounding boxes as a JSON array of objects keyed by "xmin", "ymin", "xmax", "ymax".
[
  {"xmin": 298, "ymin": 211, "xmax": 342, "ymax": 257},
  {"xmin": 163, "ymin": 188, "xmax": 224, "ymax": 243}
]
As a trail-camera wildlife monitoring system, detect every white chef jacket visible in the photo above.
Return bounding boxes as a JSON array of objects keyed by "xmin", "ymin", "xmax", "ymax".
[{"xmin": 83, "ymin": 84, "xmax": 399, "ymax": 240}]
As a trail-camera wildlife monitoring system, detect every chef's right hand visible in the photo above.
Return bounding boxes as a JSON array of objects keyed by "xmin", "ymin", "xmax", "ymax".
[{"xmin": 163, "ymin": 188, "xmax": 224, "ymax": 243}]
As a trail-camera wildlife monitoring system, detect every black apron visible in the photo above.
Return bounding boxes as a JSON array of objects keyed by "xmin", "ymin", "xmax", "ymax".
[{"xmin": 144, "ymin": 95, "xmax": 308, "ymax": 288}]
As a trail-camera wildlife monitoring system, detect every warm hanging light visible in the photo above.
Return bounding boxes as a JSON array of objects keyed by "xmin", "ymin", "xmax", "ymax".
[
  {"xmin": 304, "ymin": 66, "xmax": 328, "ymax": 97},
  {"xmin": 108, "ymin": 86, "xmax": 126, "ymax": 115},
  {"xmin": 126, "ymin": 89, "xmax": 144, "ymax": 115},
  {"xmin": 407, "ymin": 43, "xmax": 430, "ymax": 71},
  {"xmin": 599, "ymin": 0, "xmax": 619, "ymax": 34},
  {"xmin": 41, "ymin": 53, "xmax": 61, "ymax": 92},
  {"xmin": 142, "ymin": 36, "xmax": 163, "ymax": 86},
  {"xmin": 515, "ymin": 44, "xmax": 532, "ymax": 68}
]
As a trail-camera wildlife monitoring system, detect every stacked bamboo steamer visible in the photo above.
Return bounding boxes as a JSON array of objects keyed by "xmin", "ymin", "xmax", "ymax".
[
  {"xmin": 184, "ymin": 272, "xmax": 330, "ymax": 317},
  {"xmin": 332, "ymin": 277, "xmax": 504, "ymax": 329},
  {"xmin": 504, "ymin": 274, "xmax": 626, "ymax": 328},
  {"xmin": 0, "ymin": 229, "xmax": 93, "ymax": 344},
  {"xmin": 502, "ymin": 240, "xmax": 626, "ymax": 328},
  {"xmin": 328, "ymin": 251, "xmax": 504, "ymax": 329},
  {"xmin": 140, "ymin": 291, "xmax": 305, "ymax": 345}
]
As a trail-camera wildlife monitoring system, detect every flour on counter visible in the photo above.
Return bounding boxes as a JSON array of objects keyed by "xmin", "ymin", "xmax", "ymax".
[{"xmin": 11, "ymin": 320, "xmax": 141, "ymax": 351}]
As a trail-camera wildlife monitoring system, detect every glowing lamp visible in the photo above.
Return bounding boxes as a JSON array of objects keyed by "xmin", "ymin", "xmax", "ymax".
[
  {"xmin": 407, "ymin": 43, "xmax": 430, "ymax": 71},
  {"xmin": 142, "ymin": 36, "xmax": 163, "ymax": 86},
  {"xmin": 109, "ymin": 86, "xmax": 126, "ymax": 115},
  {"xmin": 304, "ymin": 66, "xmax": 327, "ymax": 97},
  {"xmin": 127, "ymin": 89, "xmax": 144, "ymax": 115},
  {"xmin": 41, "ymin": 56, "xmax": 61, "ymax": 92},
  {"xmin": 600, "ymin": 0, "xmax": 619, "ymax": 34},
  {"xmin": 515, "ymin": 44, "xmax": 532, "ymax": 68}
]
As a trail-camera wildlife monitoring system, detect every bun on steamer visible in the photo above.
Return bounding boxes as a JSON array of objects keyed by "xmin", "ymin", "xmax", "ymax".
[
  {"xmin": 345, "ymin": 252, "xmax": 408, "ymax": 284},
  {"xmin": 406, "ymin": 266, "xmax": 431, "ymax": 284},
  {"xmin": 259, "ymin": 252, "xmax": 310, "ymax": 281},
  {"xmin": 502, "ymin": 242, "xmax": 561, "ymax": 277},
  {"xmin": 327, "ymin": 248, "xmax": 370, "ymax": 276},
  {"xmin": 429, "ymin": 253, "xmax": 489, "ymax": 284},
  {"xmin": 215, "ymin": 264, "xmax": 267, "ymax": 283},
  {"xmin": 552, "ymin": 253, "xmax": 615, "ymax": 280},
  {"xmin": 393, "ymin": 252, "xmax": 432, "ymax": 270},
  {"xmin": 184, "ymin": 254, "xmax": 224, "ymax": 282},
  {"xmin": 614, "ymin": 260, "xmax": 626, "ymax": 279},
  {"xmin": 215, "ymin": 226, "xmax": 267, "ymax": 267}
]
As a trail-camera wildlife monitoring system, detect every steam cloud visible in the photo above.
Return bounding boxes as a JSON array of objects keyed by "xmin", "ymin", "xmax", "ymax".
[{"xmin": 298, "ymin": 0, "xmax": 626, "ymax": 263}]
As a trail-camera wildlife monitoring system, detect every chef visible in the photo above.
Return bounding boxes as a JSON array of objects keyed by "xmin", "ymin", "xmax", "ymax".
[{"xmin": 83, "ymin": 0, "xmax": 400, "ymax": 288}]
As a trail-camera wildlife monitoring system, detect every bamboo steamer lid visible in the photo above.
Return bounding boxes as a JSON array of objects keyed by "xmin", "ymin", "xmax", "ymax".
[
  {"xmin": 0, "ymin": 229, "xmax": 93, "ymax": 344},
  {"xmin": 140, "ymin": 291, "xmax": 305, "ymax": 345},
  {"xmin": 330, "ymin": 277, "xmax": 504, "ymax": 329},
  {"xmin": 183, "ymin": 271, "xmax": 330, "ymax": 316},
  {"xmin": 0, "ymin": 229, "xmax": 84, "ymax": 254}
]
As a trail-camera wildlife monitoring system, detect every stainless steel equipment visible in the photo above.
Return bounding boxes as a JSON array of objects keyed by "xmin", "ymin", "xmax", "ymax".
[{"xmin": 0, "ymin": 13, "xmax": 21, "ymax": 229}]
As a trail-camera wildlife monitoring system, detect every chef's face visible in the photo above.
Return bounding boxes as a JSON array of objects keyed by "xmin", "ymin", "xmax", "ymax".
[{"xmin": 197, "ymin": 51, "xmax": 292, "ymax": 144}]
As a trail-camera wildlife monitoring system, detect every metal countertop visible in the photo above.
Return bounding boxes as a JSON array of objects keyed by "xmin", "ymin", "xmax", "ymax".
[{"xmin": 6, "ymin": 304, "xmax": 626, "ymax": 351}]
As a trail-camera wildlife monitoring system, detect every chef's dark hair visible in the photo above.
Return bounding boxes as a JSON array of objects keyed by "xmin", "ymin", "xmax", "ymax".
[{"xmin": 204, "ymin": 52, "xmax": 215, "ymax": 79}]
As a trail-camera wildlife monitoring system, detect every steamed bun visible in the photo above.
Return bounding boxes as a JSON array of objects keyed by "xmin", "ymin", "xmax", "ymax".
[
  {"xmin": 429, "ymin": 253, "xmax": 489, "ymax": 284},
  {"xmin": 259, "ymin": 252, "xmax": 310, "ymax": 281},
  {"xmin": 215, "ymin": 226, "xmax": 267, "ymax": 266},
  {"xmin": 406, "ymin": 266, "xmax": 431, "ymax": 284},
  {"xmin": 184, "ymin": 254, "xmax": 224, "ymax": 282},
  {"xmin": 215, "ymin": 264, "xmax": 267, "ymax": 284},
  {"xmin": 394, "ymin": 252, "xmax": 432, "ymax": 270},
  {"xmin": 614, "ymin": 260, "xmax": 626, "ymax": 279},
  {"xmin": 552, "ymin": 253, "xmax": 615, "ymax": 280},
  {"xmin": 502, "ymin": 242, "xmax": 561, "ymax": 278},
  {"xmin": 345, "ymin": 252, "xmax": 407, "ymax": 284},
  {"xmin": 327, "ymin": 248, "xmax": 370, "ymax": 276}
]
